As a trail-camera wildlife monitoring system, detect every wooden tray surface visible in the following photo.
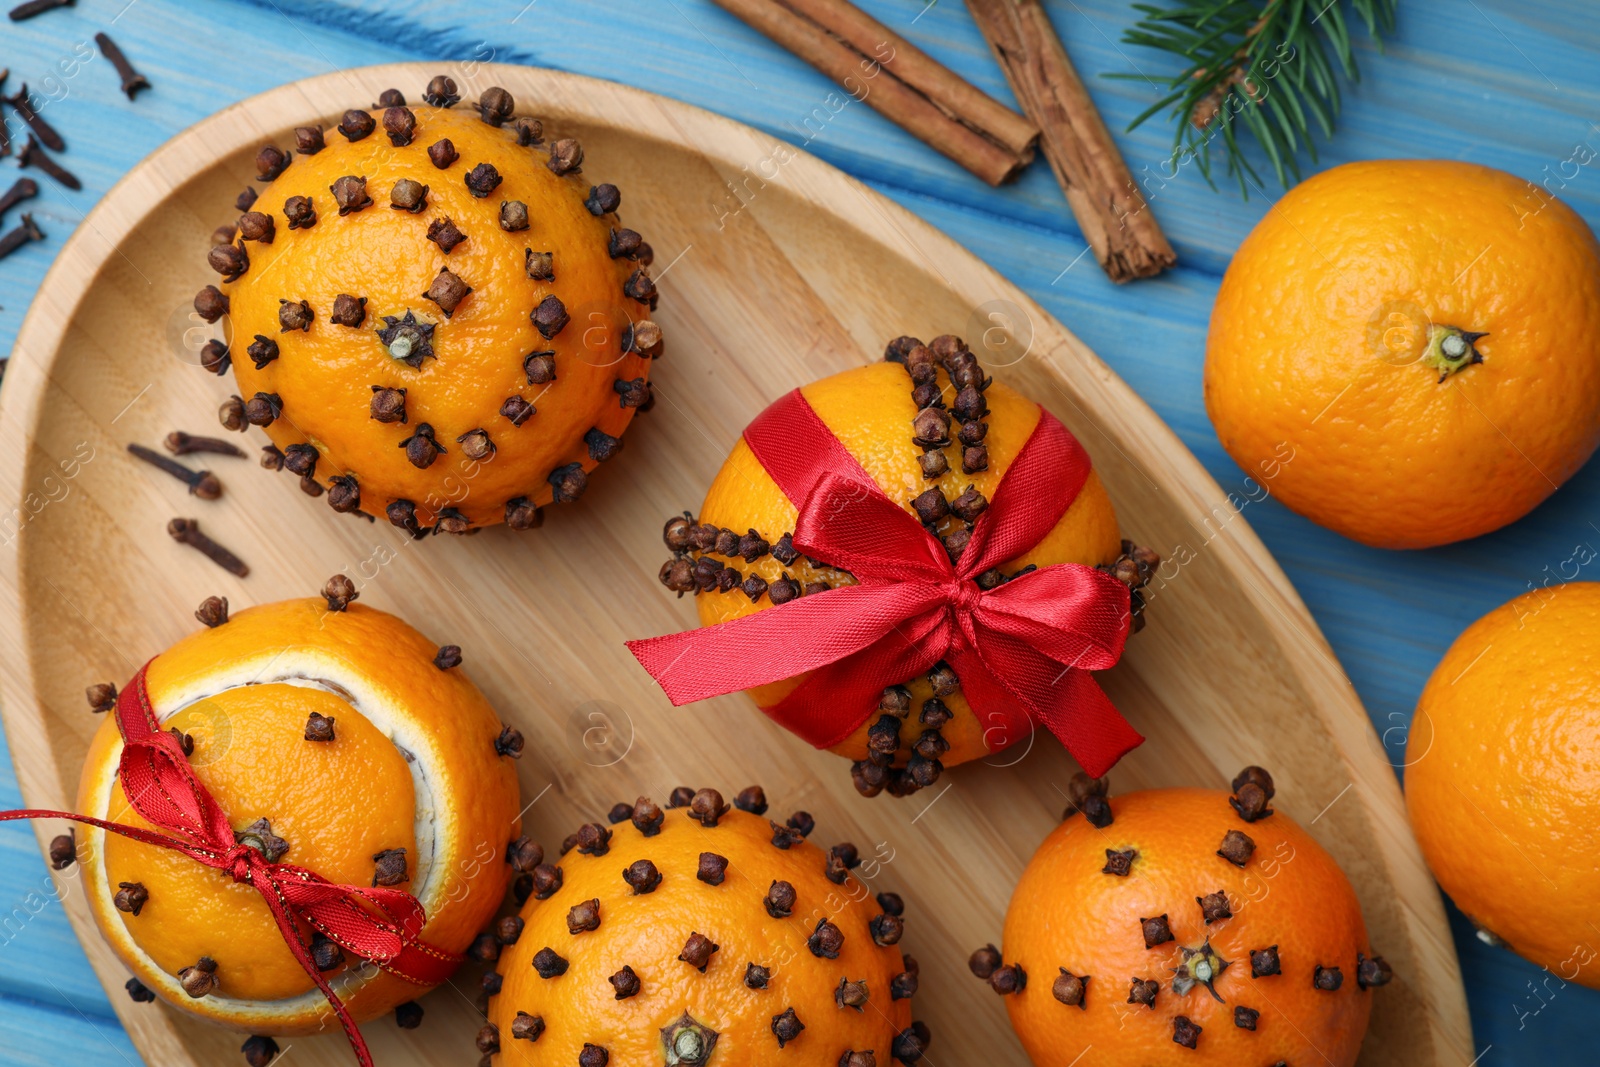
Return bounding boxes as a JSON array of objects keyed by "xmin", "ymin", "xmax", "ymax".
[{"xmin": 0, "ymin": 63, "xmax": 1469, "ymax": 1067}]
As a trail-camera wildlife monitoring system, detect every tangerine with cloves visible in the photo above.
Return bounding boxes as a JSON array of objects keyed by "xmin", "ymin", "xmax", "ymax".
[
  {"xmin": 485, "ymin": 787, "xmax": 929, "ymax": 1065},
  {"xmin": 73, "ymin": 581, "xmax": 525, "ymax": 1039},
  {"xmin": 976, "ymin": 769, "xmax": 1389, "ymax": 1066},
  {"xmin": 651, "ymin": 335, "xmax": 1159, "ymax": 797},
  {"xmin": 203, "ymin": 75, "xmax": 661, "ymax": 533}
]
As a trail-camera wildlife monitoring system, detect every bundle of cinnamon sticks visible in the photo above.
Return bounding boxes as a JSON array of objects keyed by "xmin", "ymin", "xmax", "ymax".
[{"xmin": 711, "ymin": 0, "xmax": 1175, "ymax": 283}]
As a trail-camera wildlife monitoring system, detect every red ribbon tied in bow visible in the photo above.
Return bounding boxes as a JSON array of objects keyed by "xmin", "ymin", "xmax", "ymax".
[
  {"xmin": 0, "ymin": 662, "xmax": 460, "ymax": 1067},
  {"xmin": 627, "ymin": 388, "xmax": 1144, "ymax": 776}
]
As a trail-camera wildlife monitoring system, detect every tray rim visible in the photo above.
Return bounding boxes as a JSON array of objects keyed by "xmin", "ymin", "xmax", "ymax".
[{"xmin": 0, "ymin": 61, "xmax": 1471, "ymax": 1066}]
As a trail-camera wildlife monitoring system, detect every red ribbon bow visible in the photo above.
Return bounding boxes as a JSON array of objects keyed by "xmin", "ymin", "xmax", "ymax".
[
  {"xmin": 0, "ymin": 662, "xmax": 460, "ymax": 1067},
  {"xmin": 627, "ymin": 389, "xmax": 1143, "ymax": 776}
]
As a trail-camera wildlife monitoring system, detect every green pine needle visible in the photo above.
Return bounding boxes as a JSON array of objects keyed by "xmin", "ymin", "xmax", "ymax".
[{"xmin": 1112, "ymin": 0, "xmax": 1398, "ymax": 196}]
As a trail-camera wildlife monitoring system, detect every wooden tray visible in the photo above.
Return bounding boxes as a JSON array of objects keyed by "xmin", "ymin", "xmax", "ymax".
[{"xmin": 0, "ymin": 64, "xmax": 1469, "ymax": 1066}]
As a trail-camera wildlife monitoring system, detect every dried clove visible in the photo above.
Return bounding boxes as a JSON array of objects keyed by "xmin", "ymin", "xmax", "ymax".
[
  {"xmin": 495, "ymin": 725, "xmax": 524, "ymax": 758},
  {"xmin": 207, "ymin": 240, "xmax": 248, "ymax": 281},
  {"xmin": 278, "ymin": 298, "xmax": 312, "ymax": 332},
  {"xmin": 282, "ymin": 443, "xmax": 318, "ymax": 478},
  {"xmin": 548, "ymin": 462, "xmax": 586, "ymax": 503},
  {"xmin": 1235, "ymin": 1005, "xmax": 1259, "ymax": 1029},
  {"xmin": 1102, "ymin": 847, "xmax": 1137, "ymax": 877},
  {"xmin": 391, "ymin": 178, "xmax": 429, "ymax": 214},
  {"xmin": 1141, "ymin": 914, "xmax": 1175, "ymax": 949},
  {"xmin": 622, "ymin": 858, "xmax": 662, "ymax": 894},
  {"xmin": 400, "ymin": 423, "xmax": 444, "ymax": 468},
  {"xmin": 500, "ymin": 394, "xmax": 534, "ymax": 426},
  {"xmin": 112, "ymin": 880, "xmax": 149, "ymax": 915},
  {"xmin": 532, "ymin": 946, "xmax": 569, "ymax": 978},
  {"xmin": 330, "ymin": 174, "xmax": 372, "ymax": 215},
  {"xmin": 1197, "ymin": 890, "xmax": 1232, "ymax": 924},
  {"xmin": 370, "ymin": 386, "xmax": 407, "ymax": 424},
  {"xmin": 331, "ymin": 293, "xmax": 366, "ymax": 327},
  {"xmin": 1172, "ymin": 1016, "xmax": 1202, "ymax": 1049},
  {"xmin": 697, "ymin": 851, "xmax": 728, "ymax": 885},
  {"xmin": 678, "ymin": 931, "xmax": 718, "ymax": 971},
  {"xmin": 9, "ymin": 0, "xmax": 73, "ymax": 19},
  {"xmin": 500, "ymin": 199, "xmax": 529, "ymax": 231},
  {"xmin": 632, "ymin": 797, "xmax": 664, "ymax": 836},
  {"xmin": 531, "ymin": 294, "xmax": 568, "ymax": 338},
  {"xmin": 433, "ymin": 645, "xmax": 462, "ymax": 670},
  {"xmin": 322, "ymin": 574, "xmax": 358, "ymax": 611},
  {"xmin": 0, "ymin": 177, "xmax": 39, "ymax": 222},
  {"xmin": 746, "ymin": 962, "xmax": 772, "ymax": 990},
  {"xmin": 310, "ymin": 933, "xmax": 344, "ymax": 972},
  {"xmin": 566, "ymin": 897, "xmax": 602, "ymax": 934},
  {"xmin": 1357, "ymin": 953, "xmax": 1393, "ymax": 989},
  {"xmin": 394, "ymin": 1001, "xmax": 422, "ymax": 1029},
  {"xmin": 547, "ymin": 137, "xmax": 583, "ymax": 175},
  {"xmin": 427, "ymin": 138, "xmax": 458, "ymax": 169},
  {"xmin": 294, "ymin": 126, "xmax": 325, "ymax": 155},
  {"xmin": 505, "ymin": 497, "xmax": 543, "ymax": 530},
  {"xmin": 524, "ymin": 247, "xmax": 554, "ymax": 280},
  {"xmin": 870, "ymin": 912, "xmax": 904, "ymax": 946},
  {"xmin": 423, "ymin": 75, "xmax": 460, "ymax": 107},
  {"xmin": 990, "ymin": 963, "xmax": 1027, "ymax": 995},
  {"xmin": 1128, "ymin": 976, "xmax": 1158, "ymax": 1009},
  {"xmin": 585, "ymin": 183, "xmax": 621, "ymax": 216},
  {"xmin": 246, "ymin": 334, "xmax": 278, "ymax": 368},
  {"xmin": 475, "ymin": 1023, "xmax": 499, "ymax": 1055},
  {"xmin": 968, "ymin": 944, "xmax": 1002, "ymax": 979},
  {"xmin": 510, "ymin": 1012, "xmax": 544, "ymax": 1042},
  {"xmin": 771, "ymin": 1007, "xmax": 804, "ymax": 1047},
  {"xmin": 125, "ymin": 977, "xmax": 155, "ymax": 1004},
  {"xmin": 426, "ymin": 215, "xmax": 465, "ymax": 250},
  {"xmin": 524, "ymin": 350, "xmax": 556, "ymax": 384},
  {"xmin": 234, "ymin": 186, "xmax": 258, "ymax": 211},
  {"xmin": 1217, "ymin": 829, "xmax": 1255, "ymax": 867},
  {"xmin": 283, "ymin": 194, "xmax": 316, "ymax": 229},
  {"xmin": 509, "ymin": 116, "xmax": 544, "ymax": 145},
  {"xmin": 477, "ymin": 86, "xmax": 514, "ymax": 126},
  {"xmin": 422, "ymin": 267, "xmax": 471, "ymax": 316},
  {"xmin": 338, "ymin": 109, "xmax": 375, "ymax": 141},
  {"xmin": 1313, "ymin": 965, "xmax": 1343, "ymax": 991},
  {"xmin": 1051, "ymin": 969, "xmax": 1085, "ymax": 1007},
  {"xmin": 48, "ymin": 831, "xmax": 75, "ymax": 869},
  {"xmin": 382, "ymin": 106, "xmax": 416, "ymax": 146},
  {"xmin": 178, "ymin": 957, "xmax": 218, "ymax": 998},
  {"xmin": 194, "ymin": 595, "xmax": 228, "ymax": 627},
  {"xmin": 371, "ymin": 847, "xmax": 408, "ymax": 887},
  {"xmin": 0, "ymin": 210, "xmax": 43, "ymax": 266},
  {"xmin": 609, "ymin": 964, "xmax": 641, "ymax": 999},
  {"xmin": 8, "ymin": 89, "xmax": 63, "ymax": 151},
  {"xmin": 808, "ymin": 918, "xmax": 843, "ymax": 959},
  {"xmin": 243, "ymin": 391, "xmax": 280, "ymax": 426},
  {"xmin": 95, "ymin": 33, "xmax": 149, "ymax": 99},
  {"xmin": 464, "ymin": 162, "xmax": 502, "ymax": 198},
  {"xmin": 688, "ymin": 787, "xmax": 727, "ymax": 827},
  {"xmin": 168, "ymin": 518, "xmax": 247, "ymax": 576},
  {"xmin": 304, "ymin": 711, "xmax": 336, "ymax": 742}
]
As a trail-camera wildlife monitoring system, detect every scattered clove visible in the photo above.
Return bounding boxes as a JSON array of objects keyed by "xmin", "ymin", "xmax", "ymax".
[
  {"xmin": 0, "ymin": 212, "xmax": 45, "ymax": 261},
  {"xmin": 8, "ymin": 88, "xmax": 64, "ymax": 151},
  {"xmin": 0, "ymin": 177, "xmax": 39, "ymax": 222},
  {"xmin": 95, "ymin": 33, "xmax": 149, "ymax": 99},
  {"xmin": 165, "ymin": 431, "xmax": 243, "ymax": 458},
  {"xmin": 9, "ymin": 0, "xmax": 74, "ymax": 20},
  {"xmin": 168, "ymin": 518, "xmax": 247, "ymax": 576}
]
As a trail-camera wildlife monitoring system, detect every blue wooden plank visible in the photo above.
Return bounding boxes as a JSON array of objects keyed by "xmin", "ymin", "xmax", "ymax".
[{"xmin": 0, "ymin": 0, "xmax": 1598, "ymax": 1064}]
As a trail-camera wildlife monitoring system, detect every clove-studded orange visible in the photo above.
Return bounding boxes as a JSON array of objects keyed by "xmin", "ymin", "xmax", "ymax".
[
  {"xmin": 74, "ymin": 578, "xmax": 524, "ymax": 1040},
  {"xmin": 1205, "ymin": 160, "xmax": 1600, "ymax": 549},
  {"xmin": 654, "ymin": 335, "xmax": 1158, "ymax": 799},
  {"xmin": 483, "ymin": 787, "xmax": 929, "ymax": 1066},
  {"xmin": 977, "ymin": 770, "xmax": 1390, "ymax": 1066},
  {"xmin": 1406, "ymin": 581, "xmax": 1600, "ymax": 987},
  {"xmin": 201, "ymin": 76, "xmax": 661, "ymax": 534}
]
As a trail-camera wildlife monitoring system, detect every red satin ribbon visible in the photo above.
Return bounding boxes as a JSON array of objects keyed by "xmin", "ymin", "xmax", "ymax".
[
  {"xmin": 0, "ymin": 662, "xmax": 461, "ymax": 1067},
  {"xmin": 627, "ymin": 388, "xmax": 1144, "ymax": 776}
]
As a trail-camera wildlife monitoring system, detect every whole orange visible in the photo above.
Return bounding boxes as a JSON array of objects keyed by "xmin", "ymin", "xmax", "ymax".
[
  {"xmin": 1406, "ymin": 581, "xmax": 1600, "ymax": 986},
  {"xmin": 976, "ymin": 771, "xmax": 1390, "ymax": 1066},
  {"xmin": 653, "ymin": 335, "xmax": 1158, "ymax": 800},
  {"xmin": 75, "ymin": 582, "xmax": 523, "ymax": 1036},
  {"xmin": 484, "ymin": 787, "xmax": 928, "ymax": 1066},
  {"xmin": 1205, "ymin": 160, "xmax": 1600, "ymax": 549},
  {"xmin": 204, "ymin": 75, "xmax": 660, "ymax": 534}
]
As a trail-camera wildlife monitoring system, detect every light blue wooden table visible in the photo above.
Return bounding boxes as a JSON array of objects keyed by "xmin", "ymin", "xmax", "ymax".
[{"xmin": 0, "ymin": 0, "xmax": 1594, "ymax": 1062}]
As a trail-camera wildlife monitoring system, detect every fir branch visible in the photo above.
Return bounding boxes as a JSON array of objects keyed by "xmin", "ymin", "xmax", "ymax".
[{"xmin": 1112, "ymin": 0, "xmax": 1398, "ymax": 195}]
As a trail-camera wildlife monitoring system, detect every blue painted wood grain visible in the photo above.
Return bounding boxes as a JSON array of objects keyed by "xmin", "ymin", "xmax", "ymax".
[{"xmin": 0, "ymin": 0, "xmax": 1595, "ymax": 1061}]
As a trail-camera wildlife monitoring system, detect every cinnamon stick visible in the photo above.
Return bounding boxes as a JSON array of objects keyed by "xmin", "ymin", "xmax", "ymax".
[
  {"xmin": 712, "ymin": 0, "xmax": 1039, "ymax": 186},
  {"xmin": 965, "ymin": 0, "xmax": 1176, "ymax": 282}
]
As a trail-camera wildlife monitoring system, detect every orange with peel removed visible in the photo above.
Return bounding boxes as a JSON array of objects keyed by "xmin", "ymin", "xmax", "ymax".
[{"xmin": 75, "ymin": 582, "xmax": 523, "ymax": 1037}]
